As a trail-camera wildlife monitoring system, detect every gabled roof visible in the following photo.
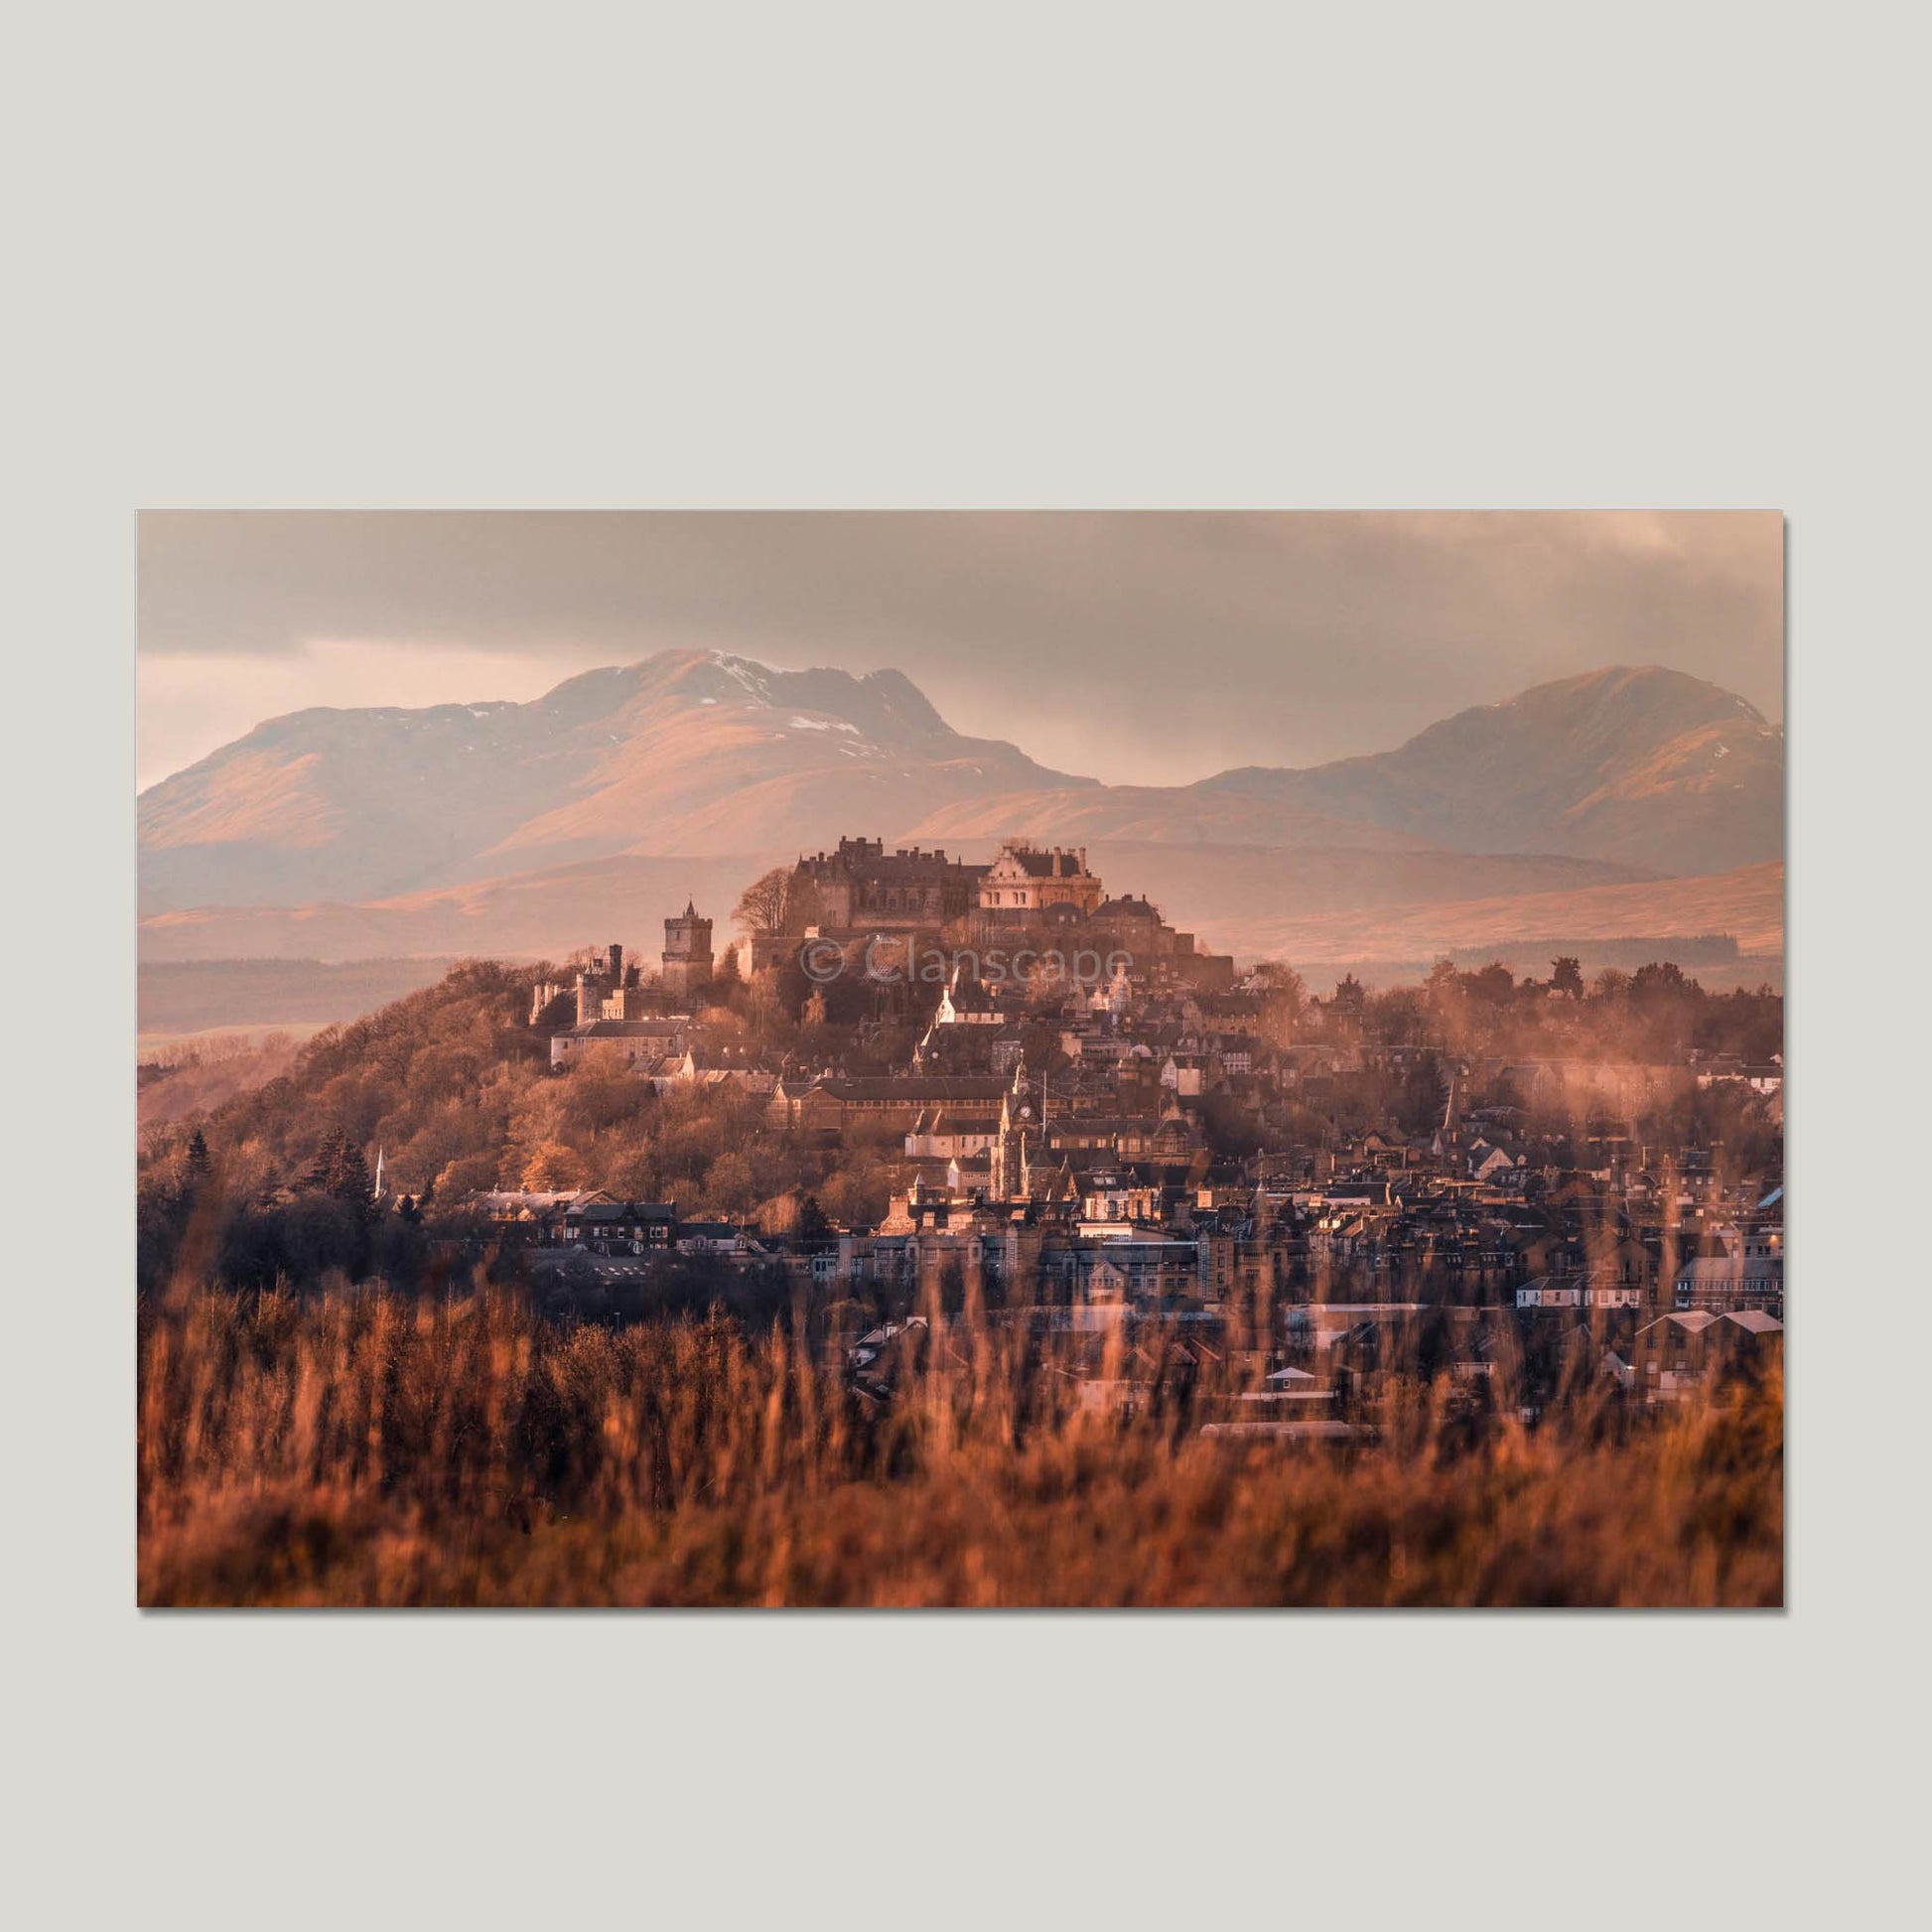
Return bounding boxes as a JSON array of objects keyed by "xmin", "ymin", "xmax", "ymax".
[{"xmin": 1636, "ymin": 1311, "xmax": 1723, "ymax": 1335}]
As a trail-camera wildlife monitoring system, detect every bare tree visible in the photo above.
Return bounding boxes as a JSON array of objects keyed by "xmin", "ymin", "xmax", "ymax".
[
  {"xmin": 734, "ymin": 867, "xmax": 796, "ymax": 936},
  {"xmin": 1253, "ymin": 961, "xmax": 1307, "ymax": 1045}
]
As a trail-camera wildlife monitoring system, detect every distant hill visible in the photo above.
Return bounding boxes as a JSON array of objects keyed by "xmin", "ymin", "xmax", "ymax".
[
  {"xmin": 1229, "ymin": 859, "xmax": 1784, "ymax": 965},
  {"xmin": 137, "ymin": 852, "xmax": 781, "ymax": 963},
  {"xmin": 904, "ymin": 788, "xmax": 1433, "ymax": 852},
  {"xmin": 1074, "ymin": 840, "xmax": 1655, "ymax": 938},
  {"xmin": 1202, "ymin": 666, "xmax": 1783, "ymax": 875},
  {"xmin": 138, "ymin": 956, "xmax": 474, "ymax": 1035}
]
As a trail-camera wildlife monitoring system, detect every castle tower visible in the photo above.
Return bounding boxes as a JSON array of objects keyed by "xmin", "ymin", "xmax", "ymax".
[{"xmin": 662, "ymin": 900, "xmax": 715, "ymax": 1001}]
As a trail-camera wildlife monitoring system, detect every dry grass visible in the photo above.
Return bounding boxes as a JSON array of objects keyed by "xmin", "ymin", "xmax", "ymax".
[{"xmin": 138, "ymin": 1286, "xmax": 1782, "ymax": 1607}]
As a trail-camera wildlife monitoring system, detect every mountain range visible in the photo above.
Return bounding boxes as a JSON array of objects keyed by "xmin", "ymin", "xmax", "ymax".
[
  {"xmin": 138, "ymin": 651, "xmax": 1783, "ymax": 981},
  {"xmin": 139, "ymin": 651, "xmax": 1081, "ymax": 909}
]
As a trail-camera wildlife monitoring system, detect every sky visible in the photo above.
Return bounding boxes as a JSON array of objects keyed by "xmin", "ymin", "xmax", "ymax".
[{"xmin": 137, "ymin": 511, "xmax": 1783, "ymax": 792}]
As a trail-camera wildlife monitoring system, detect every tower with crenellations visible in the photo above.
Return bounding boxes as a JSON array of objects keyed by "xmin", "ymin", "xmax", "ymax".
[
  {"xmin": 661, "ymin": 901, "xmax": 715, "ymax": 1000},
  {"xmin": 573, "ymin": 942, "xmax": 647, "ymax": 1024}
]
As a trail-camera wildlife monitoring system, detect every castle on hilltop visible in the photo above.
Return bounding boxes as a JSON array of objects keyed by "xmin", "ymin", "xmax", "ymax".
[
  {"xmin": 787, "ymin": 836, "xmax": 1108, "ymax": 930},
  {"xmin": 760, "ymin": 834, "xmax": 1233, "ymax": 992},
  {"xmin": 791, "ymin": 837, "xmax": 983, "ymax": 930}
]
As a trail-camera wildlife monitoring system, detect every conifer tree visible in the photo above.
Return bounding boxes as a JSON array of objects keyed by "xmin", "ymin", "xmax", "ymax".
[{"xmin": 326, "ymin": 1136, "xmax": 373, "ymax": 1207}]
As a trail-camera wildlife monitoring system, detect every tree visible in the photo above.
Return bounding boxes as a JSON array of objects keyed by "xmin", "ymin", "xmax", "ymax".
[
  {"xmin": 185, "ymin": 1126, "xmax": 213, "ymax": 1188},
  {"xmin": 795, "ymin": 1194, "xmax": 832, "ymax": 1245},
  {"xmin": 305, "ymin": 1130, "xmax": 371, "ymax": 1209},
  {"xmin": 1397, "ymin": 1051, "xmax": 1448, "ymax": 1133},
  {"xmin": 1461, "ymin": 962, "xmax": 1515, "ymax": 1007},
  {"xmin": 1631, "ymin": 960, "xmax": 1696, "ymax": 1001},
  {"xmin": 747, "ymin": 967, "xmax": 788, "ymax": 1040},
  {"xmin": 735, "ymin": 867, "xmax": 798, "ymax": 936},
  {"xmin": 1253, "ymin": 963, "xmax": 1307, "ymax": 1043},
  {"xmin": 704, "ymin": 1151, "xmax": 759, "ymax": 1218},
  {"xmin": 1551, "ymin": 956, "xmax": 1585, "ymax": 999},
  {"xmin": 521, "ymin": 1141, "xmax": 579, "ymax": 1190},
  {"xmin": 326, "ymin": 1136, "xmax": 375, "ymax": 1213}
]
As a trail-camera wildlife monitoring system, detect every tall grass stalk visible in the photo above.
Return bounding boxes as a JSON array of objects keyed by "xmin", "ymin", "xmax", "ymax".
[{"xmin": 138, "ymin": 1284, "xmax": 1782, "ymax": 1607}]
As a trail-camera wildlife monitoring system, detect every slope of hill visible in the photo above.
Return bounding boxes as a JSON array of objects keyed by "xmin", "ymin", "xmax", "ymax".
[
  {"xmin": 1204, "ymin": 666, "xmax": 1782, "ymax": 875},
  {"xmin": 1076, "ymin": 841, "xmax": 1653, "ymax": 938},
  {"xmin": 136, "ymin": 852, "xmax": 780, "ymax": 963},
  {"xmin": 1228, "ymin": 860, "xmax": 1784, "ymax": 965},
  {"xmin": 903, "ymin": 787, "xmax": 1430, "ymax": 851},
  {"xmin": 139, "ymin": 956, "xmax": 474, "ymax": 1035},
  {"xmin": 139, "ymin": 649, "xmax": 1086, "ymax": 910}
]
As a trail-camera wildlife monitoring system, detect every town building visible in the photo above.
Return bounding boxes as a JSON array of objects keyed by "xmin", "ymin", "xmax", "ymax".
[
  {"xmin": 1631, "ymin": 1310, "xmax": 1783, "ymax": 1402},
  {"xmin": 1674, "ymin": 1252, "xmax": 1784, "ymax": 1316},
  {"xmin": 550, "ymin": 1016, "xmax": 691, "ymax": 1069}
]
